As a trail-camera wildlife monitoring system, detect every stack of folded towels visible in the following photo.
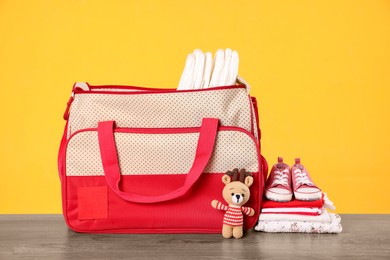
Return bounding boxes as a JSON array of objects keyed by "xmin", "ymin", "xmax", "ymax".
[
  {"xmin": 255, "ymin": 157, "xmax": 342, "ymax": 233},
  {"xmin": 255, "ymin": 193, "xmax": 342, "ymax": 233}
]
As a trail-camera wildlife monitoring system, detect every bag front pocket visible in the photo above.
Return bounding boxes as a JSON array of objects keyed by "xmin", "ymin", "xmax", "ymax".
[
  {"xmin": 64, "ymin": 119, "xmax": 261, "ymax": 233},
  {"xmin": 66, "ymin": 125, "xmax": 259, "ymax": 176}
]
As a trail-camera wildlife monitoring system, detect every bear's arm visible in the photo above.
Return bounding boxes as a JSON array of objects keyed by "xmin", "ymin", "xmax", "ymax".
[
  {"xmin": 211, "ymin": 200, "xmax": 228, "ymax": 211},
  {"xmin": 242, "ymin": 206, "xmax": 255, "ymax": 216}
]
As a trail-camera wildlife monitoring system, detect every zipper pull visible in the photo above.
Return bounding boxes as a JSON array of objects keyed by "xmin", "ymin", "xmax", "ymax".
[
  {"xmin": 63, "ymin": 82, "xmax": 90, "ymax": 120},
  {"xmin": 63, "ymin": 91, "xmax": 74, "ymax": 120}
]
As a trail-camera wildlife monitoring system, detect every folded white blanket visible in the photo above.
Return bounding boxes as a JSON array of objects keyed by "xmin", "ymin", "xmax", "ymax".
[
  {"xmin": 259, "ymin": 208, "xmax": 331, "ymax": 223},
  {"xmin": 255, "ymin": 213, "xmax": 342, "ymax": 233}
]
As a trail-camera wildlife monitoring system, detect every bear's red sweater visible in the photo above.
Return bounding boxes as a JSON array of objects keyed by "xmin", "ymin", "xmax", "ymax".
[{"xmin": 216, "ymin": 202, "xmax": 254, "ymax": 226}]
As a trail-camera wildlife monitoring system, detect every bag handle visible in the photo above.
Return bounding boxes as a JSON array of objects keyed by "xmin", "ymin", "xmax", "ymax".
[{"xmin": 97, "ymin": 118, "xmax": 219, "ymax": 203}]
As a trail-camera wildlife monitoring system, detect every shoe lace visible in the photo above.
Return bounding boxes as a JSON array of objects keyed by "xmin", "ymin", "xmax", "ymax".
[
  {"xmin": 293, "ymin": 169, "xmax": 313, "ymax": 186},
  {"xmin": 271, "ymin": 169, "xmax": 289, "ymax": 186}
]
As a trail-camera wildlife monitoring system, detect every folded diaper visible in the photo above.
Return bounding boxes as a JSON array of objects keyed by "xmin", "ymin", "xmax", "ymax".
[{"xmin": 177, "ymin": 48, "xmax": 239, "ymax": 90}]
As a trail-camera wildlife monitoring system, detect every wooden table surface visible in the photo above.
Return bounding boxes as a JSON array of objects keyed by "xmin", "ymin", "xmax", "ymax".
[{"xmin": 0, "ymin": 214, "xmax": 389, "ymax": 259}]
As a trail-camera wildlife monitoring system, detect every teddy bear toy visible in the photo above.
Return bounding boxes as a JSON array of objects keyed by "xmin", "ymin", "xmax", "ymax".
[{"xmin": 211, "ymin": 168, "xmax": 255, "ymax": 239}]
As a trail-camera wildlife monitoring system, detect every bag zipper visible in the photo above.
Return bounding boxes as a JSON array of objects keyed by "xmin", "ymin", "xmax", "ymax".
[
  {"xmin": 68, "ymin": 125, "xmax": 258, "ymax": 142},
  {"xmin": 73, "ymin": 84, "xmax": 246, "ymax": 95}
]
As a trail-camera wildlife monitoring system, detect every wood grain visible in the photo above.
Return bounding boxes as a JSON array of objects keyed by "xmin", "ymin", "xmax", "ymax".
[{"xmin": 0, "ymin": 215, "xmax": 389, "ymax": 259}]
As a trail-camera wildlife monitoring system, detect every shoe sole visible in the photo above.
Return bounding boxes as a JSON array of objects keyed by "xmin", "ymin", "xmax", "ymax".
[
  {"xmin": 294, "ymin": 191, "xmax": 322, "ymax": 201},
  {"xmin": 265, "ymin": 190, "xmax": 293, "ymax": 202}
]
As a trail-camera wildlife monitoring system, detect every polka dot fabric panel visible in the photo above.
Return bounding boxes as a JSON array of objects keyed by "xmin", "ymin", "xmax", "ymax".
[
  {"xmin": 66, "ymin": 130, "xmax": 259, "ymax": 176},
  {"xmin": 84, "ymin": 87, "xmax": 258, "ymax": 140},
  {"xmin": 67, "ymin": 87, "xmax": 253, "ymax": 138}
]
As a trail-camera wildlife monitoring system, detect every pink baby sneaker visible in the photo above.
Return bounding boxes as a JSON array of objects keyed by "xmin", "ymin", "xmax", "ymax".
[
  {"xmin": 291, "ymin": 158, "xmax": 322, "ymax": 201},
  {"xmin": 265, "ymin": 157, "xmax": 293, "ymax": 202}
]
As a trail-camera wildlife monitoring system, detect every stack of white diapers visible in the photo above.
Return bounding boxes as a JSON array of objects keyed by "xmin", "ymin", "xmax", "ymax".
[{"xmin": 177, "ymin": 49, "xmax": 240, "ymax": 90}]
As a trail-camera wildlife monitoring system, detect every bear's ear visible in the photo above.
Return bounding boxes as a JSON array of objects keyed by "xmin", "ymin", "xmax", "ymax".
[
  {"xmin": 244, "ymin": 176, "xmax": 254, "ymax": 187},
  {"xmin": 222, "ymin": 174, "xmax": 231, "ymax": 185}
]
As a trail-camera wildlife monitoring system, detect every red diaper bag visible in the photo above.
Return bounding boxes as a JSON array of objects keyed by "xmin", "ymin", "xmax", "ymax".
[{"xmin": 58, "ymin": 82, "xmax": 268, "ymax": 233}]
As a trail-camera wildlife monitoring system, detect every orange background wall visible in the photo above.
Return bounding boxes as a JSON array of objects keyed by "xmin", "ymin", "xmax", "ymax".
[{"xmin": 0, "ymin": 0, "xmax": 389, "ymax": 213}]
